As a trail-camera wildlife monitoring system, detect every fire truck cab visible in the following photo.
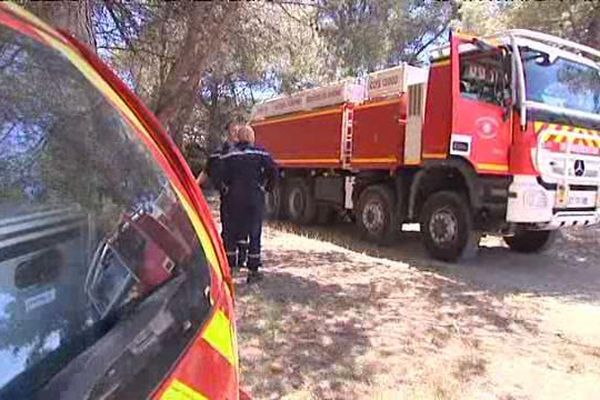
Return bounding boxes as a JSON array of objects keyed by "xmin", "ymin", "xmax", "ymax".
[{"xmin": 252, "ymin": 30, "xmax": 600, "ymax": 261}]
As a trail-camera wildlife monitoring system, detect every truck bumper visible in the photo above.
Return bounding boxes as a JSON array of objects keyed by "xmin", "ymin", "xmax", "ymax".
[{"xmin": 506, "ymin": 175, "xmax": 600, "ymax": 229}]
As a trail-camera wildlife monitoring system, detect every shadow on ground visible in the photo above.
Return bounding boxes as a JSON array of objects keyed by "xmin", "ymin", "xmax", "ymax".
[
  {"xmin": 204, "ymin": 191, "xmax": 600, "ymax": 398},
  {"xmin": 267, "ymin": 219, "xmax": 600, "ymax": 305},
  {"xmin": 235, "ymin": 251, "xmax": 373, "ymax": 398},
  {"xmin": 235, "ymin": 244, "xmax": 542, "ymax": 398}
]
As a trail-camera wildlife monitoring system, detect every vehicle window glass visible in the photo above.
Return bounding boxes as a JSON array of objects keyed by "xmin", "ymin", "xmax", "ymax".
[
  {"xmin": 459, "ymin": 51, "xmax": 506, "ymax": 106},
  {"xmin": 0, "ymin": 24, "xmax": 212, "ymax": 398},
  {"xmin": 522, "ymin": 49, "xmax": 600, "ymax": 114}
]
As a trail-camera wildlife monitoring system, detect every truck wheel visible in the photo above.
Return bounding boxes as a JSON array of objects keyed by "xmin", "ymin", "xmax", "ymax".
[
  {"xmin": 356, "ymin": 184, "xmax": 399, "ymax": 244},
  {"xmin": 286, "ymin": 178, "xmax": 317, "ymax": 224},
  {"xmin": 420, "ymin": 191, "xmax": 478, "ymax": 262},
  {"xmin": 504, "ymin": 230, "xmax": 556, "ymax": 253},
  {"xmin": 264, "ymin": 185, "xmax": 282, "ymax": 220}
]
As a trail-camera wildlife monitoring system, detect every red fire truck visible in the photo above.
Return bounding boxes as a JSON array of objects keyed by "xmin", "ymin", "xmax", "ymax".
[{"xmin": 252, "ymin": 30, "xmax": 600, "ymax": 261}]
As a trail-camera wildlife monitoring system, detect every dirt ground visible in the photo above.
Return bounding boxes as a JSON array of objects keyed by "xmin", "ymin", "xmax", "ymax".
[{"xmin": 223, "ymin": 208, "xmax": 600, "ymax": 399}]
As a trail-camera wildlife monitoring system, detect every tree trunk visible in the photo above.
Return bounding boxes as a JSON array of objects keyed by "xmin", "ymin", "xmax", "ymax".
[
  {"xmin": 153, "ymin": 2, "xmax": 241, "ymax": 148},
  {"xmin": 25, "ymin": 0, "xmax": 97, "ymax": 50},
  {"xmin": 28, "ymin": 1, "xmax": 244, "ymax": 150},
  {"xmin": 584, "ymin": 11, "xmax": 600, "ymax": 50},
  {"xmin": 206, "ymin": 80, "xmax": 223, "ymax": 153}
]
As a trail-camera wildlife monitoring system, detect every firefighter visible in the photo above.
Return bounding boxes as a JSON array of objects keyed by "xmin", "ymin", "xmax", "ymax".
[
  {"xmin": 221, "ymin": 125, "xmax": 277, "ymax": 283},
  {"xmin": 197, "ymin": 119, "xmax": 240, "ymax": 263}
]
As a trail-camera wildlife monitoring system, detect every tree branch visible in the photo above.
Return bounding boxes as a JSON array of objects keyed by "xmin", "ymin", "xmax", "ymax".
[
  {"xmin": 273, "ymin": 0, "xmax": 324, "ymax": 9},
  {"xmin": 277, "ymin": 3, "xmax": 313, "ymax": 27},
  {"xmin": 97, "ymin": 44, "xmax": 174, "ymax": 60},
  {"xmin": 102, "ymin": 1, "xmax": 134, "ymax": 51},
  {"xmin": 409, "ymin": 19, "xmax": 451, "ymax": 63}
]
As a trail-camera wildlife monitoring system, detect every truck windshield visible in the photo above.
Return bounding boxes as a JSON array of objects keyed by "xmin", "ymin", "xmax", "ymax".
[{"xmin": 522, "ymin": 48, "xmax": 600, "ymax": 115}]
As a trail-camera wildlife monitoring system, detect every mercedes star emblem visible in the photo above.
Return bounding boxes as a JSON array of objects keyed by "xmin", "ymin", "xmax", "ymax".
[{"xmin": 574, "ymin": 159, "xmax": 585, "ymax": 177}]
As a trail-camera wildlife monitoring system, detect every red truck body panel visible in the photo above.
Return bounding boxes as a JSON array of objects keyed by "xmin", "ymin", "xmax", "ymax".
[
  {"xmin": 253, "ymin": 107, "xmax": 343, "ymax": 169},
  {"xmin": 253, "ymin": 98, "xmax": 409, "ymax": 171},
  {"xmin": 352, "ymin": 98, "xmax": 405, "ymax": 169},
  {"xmin": 421, "ymin": 62, "xmax": 452, "ymax": 160}
]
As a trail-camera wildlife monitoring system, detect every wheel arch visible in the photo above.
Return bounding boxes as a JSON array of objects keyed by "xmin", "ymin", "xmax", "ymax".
[
  {"xmin": 408, "ymin": 157, "xmax": 480, "ymax": 220},
  {"xmin": 351, "ymin": 171, "xmax": 409, "ymax": 224},
  {"xmin": 351, "ymin": 171, "xmax": 392, "ymax": 206}
]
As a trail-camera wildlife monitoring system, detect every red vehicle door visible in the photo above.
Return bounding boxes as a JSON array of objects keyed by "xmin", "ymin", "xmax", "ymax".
[
  {"xmin": 449, "ymin": 33, "xmax": 513, "ymax": 175},
  {"xmin": 0, "ymin": 4, "xmax": 239, "ymax": 400}
]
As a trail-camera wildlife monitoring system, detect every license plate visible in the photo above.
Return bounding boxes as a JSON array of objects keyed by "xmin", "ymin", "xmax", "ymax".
[{"xmin": 568, "ymin": 192, "xmax": 596, "ymax": 207}]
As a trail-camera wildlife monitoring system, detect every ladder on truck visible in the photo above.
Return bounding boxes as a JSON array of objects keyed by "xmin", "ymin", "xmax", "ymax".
[{"xmin": 341, "ymin": 105, "xmax": 354, "ymax": 169}]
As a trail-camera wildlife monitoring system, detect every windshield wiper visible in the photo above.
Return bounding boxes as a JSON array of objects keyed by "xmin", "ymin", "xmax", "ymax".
[{"xmin": 522, "ymin": 46, "xmax": 551, "ymax": 65}]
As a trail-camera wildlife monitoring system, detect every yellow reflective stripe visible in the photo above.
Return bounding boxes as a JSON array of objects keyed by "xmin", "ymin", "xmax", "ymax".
[
  {"xmin": 431, "ymin": 59, "xmax": 450, "ymax": 67},
  {"xmin": 34, "ymin": 29, "xmax": 223, "ymax": 278},
  {"xmin": 276, "ymin": 158, "xmax": 339, "ymax": 165},
  {"xmin": 352, "ymin": 157, "xmax": 398, "ymax": 163},
  {"xmin": 540, "ymin": 123, "xmax": 600, "ymax": 149},
  {"xmin": 591, "ymin": 130, "xmax": 600, "ymax": 147},
  {"xmin": 173, "ymin": 187, "xmax": 221, "ymax": 278},
  {"xmin": 202, "ymin": 309, "xmax": 237, "ymax": 367},
  {"xmin": 231, "ymin": 316, "xmax": 239, "ymax": 371},
  {"xmin": 161, "ymin": 379, "xmax": 208, "ymax": 400},
  {"xmin": 252, "ymin": 108, "xmax": 341, "ymax": 126},
  {"xmin": 3, "ymin": 2, "xmax": 56, "ymax": 34},
  {"xmin": 354, "ymin": 98, "xmax": 400, "ymax": 110},
  {"xmin": 422, "ymin": 152, "xmax": 446, "ymax": 159},
  {"xmin": 477, "ymin": 163, "xmax": 509, "ymax": 172},
  {"xmin": 578, "ymin": 128, "xmax": 595, "ymax": 147},
  {"xmin": 224, "ymin": 283, "xmax": 232, "ymax": 300}
]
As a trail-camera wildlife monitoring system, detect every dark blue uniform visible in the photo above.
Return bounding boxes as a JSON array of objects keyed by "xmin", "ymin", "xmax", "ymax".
[
  {"xmin": 221, "ymin": 141, "xmax": 277, "ymax": 272},
  {"xmin": 205, "ymin": 141, "xmax": 234, "ymax": 249}
]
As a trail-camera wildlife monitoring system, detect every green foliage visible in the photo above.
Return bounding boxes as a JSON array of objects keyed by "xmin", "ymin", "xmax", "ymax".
[
  {"xmin": 454, "ymin": 1, "xmax": 509, "ymax": 36},
  {"xmin": 504, "ymin": 1, "xmax": 600, "ymax": 48},
  {"xmin": 28, "ymin": 0, "xmax": 600, "ymax": 165},
  {"xmin": 456, "ymin": 0, "xmax": 600, "ymax": 49},
  {"xmin": 317, "ymin": 0, "xmax": 458, "ymax": 74}
]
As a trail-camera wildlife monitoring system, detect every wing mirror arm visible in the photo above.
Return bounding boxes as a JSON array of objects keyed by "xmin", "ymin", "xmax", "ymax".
[{"xmin": 502, "ymin": 92, "xmax": 513, "ymax": 122}]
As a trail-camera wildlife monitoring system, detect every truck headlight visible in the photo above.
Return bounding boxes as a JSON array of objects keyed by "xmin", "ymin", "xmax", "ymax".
[{"xmin": 524, "ymin": 189, "xmax": 548, "ymax": 208}]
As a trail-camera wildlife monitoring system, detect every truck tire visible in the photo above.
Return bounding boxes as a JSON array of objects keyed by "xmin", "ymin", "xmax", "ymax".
[
  {"xmin": 420, "ymin": 191, "xmax": 478, "ymax": 262},
  {"xmin": 286, "ymin": 178, "xmax": 317, "ymax": 224},
  {"xmin": 504, "ymin": 230, "xmax": 556, "ymax": 253},
  {"xmin": 264, "ymin": 185, "xmax": 283, "ymax": 220},
  {"xmin": 356, "ymin": 184, "xmax": 399, "ymax": 244}
]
